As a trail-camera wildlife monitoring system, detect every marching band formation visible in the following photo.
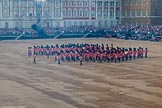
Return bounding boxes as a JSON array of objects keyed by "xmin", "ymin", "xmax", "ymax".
[{"xmin": 28, "ymin": 43, "xmax": 148, "ymax": 65}]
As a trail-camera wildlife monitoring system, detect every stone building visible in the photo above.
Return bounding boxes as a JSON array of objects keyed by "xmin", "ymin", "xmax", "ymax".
[{"xmin": 0, "ymin": 0, "xmax": 121, "ymax": 28}]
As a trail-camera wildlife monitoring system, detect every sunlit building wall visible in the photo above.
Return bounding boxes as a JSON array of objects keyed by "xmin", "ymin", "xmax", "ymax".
[{"xmin": 122, "ymin": 0, "xmax": 162, "ymax": 25}]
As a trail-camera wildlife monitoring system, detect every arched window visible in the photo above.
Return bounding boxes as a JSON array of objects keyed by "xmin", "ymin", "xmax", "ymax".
[
  {"xmin": 73, "ymin": 8, "xmax": 78, "ymax": 17},
  {"xmin": 63, "ymin": 9, "xmax": 66, "ymax": 17},
  {"xmin": 91, "ymin": 10, "xmax": 95, "ymax": 17},
  {"xmin": 79, "ymin": 9, "xmax": 83, "ymax": 17},
  {"xmin": 73, "ymin": 1, "xmax": 77, "ymax": 7},
  {"xmin": 63, "ymin": 1, "xmax": 66, "ymax": 6},
  {"xmin": 84, "ymin": 9, "xmax": 89, "ymax": 17},
  {"xmin": 68, "ymin": 9, "xmax": 72, "ymax": 17},
  {"xmin": 104, "ymin": 9, "xmax": 108, "ymax": 18}
]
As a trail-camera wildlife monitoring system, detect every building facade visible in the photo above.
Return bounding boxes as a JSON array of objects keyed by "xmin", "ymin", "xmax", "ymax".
[
  {"xmin": 0, "ymin": 0, "xmax": 121, "ymax": 28},
  {"xmin": 122, "ymin": 0, "xmax": 162, "ymax": 25}
]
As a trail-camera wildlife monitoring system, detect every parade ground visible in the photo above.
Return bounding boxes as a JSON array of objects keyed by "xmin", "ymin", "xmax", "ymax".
[{"xmin": 0, "ymin": 38, "xmax": 162, "ymax": 108}]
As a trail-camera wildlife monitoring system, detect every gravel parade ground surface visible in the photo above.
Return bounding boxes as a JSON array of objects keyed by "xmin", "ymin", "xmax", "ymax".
[{"xmin": 0, "ymin": 38, "xmax": 162, "ymax": 108}]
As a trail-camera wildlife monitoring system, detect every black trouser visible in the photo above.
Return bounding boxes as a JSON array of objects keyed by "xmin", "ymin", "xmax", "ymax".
[
  {"xmin": 129, "ymin": 55, "xmax": 132, "ymax": 60},
  {"xmin": 107, "ymin": 58, "xmax": 110, "ymax": 63},
  {"xmin": 125, "ymin": 56, "xmax": 128, "ymax": 61},
  {"xmin": 138, "ymin": 54, "xmax": 140, "ymax": 59},
  {"xmin": 145, "ymin": 53, "xmax": 147, "ymax": 58},
  {"xmin": 114, "ymin": 58, "xmax": 117, "ymax": 63},
  {"xmin": 33, "ymin": 58, "xmax": 36, "ymax": 64},
  {"xmin": 118, "ymin": 57, "xmax": 121, "ymax": 62},
  {"xmin": 122, "ymin": 56, "xmax": 124, "ymax": 61},
  {"xmin": 111, "ymin": 58, "xmax": 114, "ymax": 62}
]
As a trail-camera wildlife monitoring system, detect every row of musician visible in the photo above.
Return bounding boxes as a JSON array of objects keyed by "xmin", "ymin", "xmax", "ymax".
[{"xmin": 28, "ymin": 44, "xmax": 148, "ymax": 64}]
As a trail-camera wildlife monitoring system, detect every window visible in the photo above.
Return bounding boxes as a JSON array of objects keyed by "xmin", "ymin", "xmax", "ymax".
[
  {"xmin": 116, "ymin": 1, "xmax": 120, "ymax": 7},
  {"xmin": 146, "ymin": 10, "xmax": 148, "ymax": 16},
  {"xmin": 140, "ymin": 10, "xmax": 143, "ymax": 16},
  {"xmin": 29, "ymin": 0, "xmax": 34, "ymax": 6},
  {"xmin": 73, "ymin": 1, "xmax": 77, "ymax": 6},
  {"xmin": 125, "ymin": 11, "xmax": 127, "ymax": 17},
  {"xmin": 79, "ymin": 1, "xmax": 83, "ymax": 6},
  {"xmin": 97, "ymin": 9, "xmax": 102, "ymax": 17},
  {"xmin": 21, "ymin": 0, "xmax": 27, "ymax": 6},
  {"xmin": 116, "ymin": 10, "xmax": 120, "ymax": 18},
  {"xmin": 146, "ymin": 0, "xmax": 149, "ymax": 4},
  {"xmin": 143, "ymin": 10, "xmax": 146, "ymax": 16},
  {"xmin": 68, "ymin": 9, "xmax": 72, "ymax": 16},
  {"xmin": 87, "ymin": 1, "xmax": 89, "ymax": 6},
  {"xmin": 135, "ymin": 10, "xmax": 138, "ymax": 16},
  {"xmin": 55, "ymin": 9, "xmax": 60, "ymax": 17},
  {"xmin": 84, "ymin": 9, "xmax": 89, "ymax": 17},
  {"xmin": 110, "ymin": 9, "xmax": 114, "ymax": 18},
  {"xmin": 104, "ymin": 9, "xmax": 108, "ymax": 17},
  {"xmin": 63, "ymin": 1, "xmax": 66, "ymax": 6},
  {"xmin": 68, "ymin": 1, "xmax": 72, "ymax": 6},
  {"xmin": 13, "ymin": 0, "xmax": 19, "ymax": 6},
  {"xmin": 79, "ymin": 9, "xmax": 83, "ymax": 16},
  {"xmin": 140, "ymin": 0, "xmax": 143, "ymax": 5},
  {"xmin": 56, "ymin": 1, "xmax": 59, "ymax": 6},
  {"xmin": 110, "ymin": 1, "xmax": 114, "ymax": 7},
  {"xmin": 130, "ymin": 10, "xmax": 132, "ymax": 17},
  {"xmin": 135, "ymin": 0, "xmax": 138, "ymax": 5},
  {"xmin": 84, "ymin": 1, "xmax": 88, "ymax": 7},
  {"xmin": 13, "ymin": 7, "xmax": 19, "ymax": 17},
  {"xmin": 63, "ymin": 9, "xmax": 66, "ymax": 16},
  {"xmin": 91, "ymin": 1, "xmax": 95, "ymax": 6},
  {"xmin": 139, "ymin": 10, "xmax": 141, "ymax": 16},
  {"xmin": 130, "ymin": 0, "xmax": 132, "ymax": 5},
  {"xmin": 91, "ymin": 10, "xmax": 95, "ymax": 17},
  {"xmin": 104, "ymin": 1, "xmax": 108, "ymax": 6},
  {"xmin": 125, "ymin": 0, "xmax": 128, "ymax": 6},
  {"xmin": 73, "ymin": 9, "xmax": 77, "ymax": 17},
  {"xmin": 98, "ymin": 1, "xmax": 102, "ymax": 7},
  {"xmin": 44, "ymin": 8, "xmax": 49, "ymax": 18}
]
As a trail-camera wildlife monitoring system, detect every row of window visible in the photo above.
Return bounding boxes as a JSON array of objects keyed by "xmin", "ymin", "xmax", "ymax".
[
  {"xmin": 63, "ymin": 8, "xmax": 120, "ymax": 18},
  {"xmin": 97, "ymin": 1, "xmax": 120, "ymax": 7},
  {"xmin": 12, "ymin": 0, "xmax": 53, "ymax": 6},
  {"xmin": 63, "ymin": 1, "xmax": 121, "ymax": 7},
  {"xmin": 123, "ymin": 10, "xmax": 149, "ymax": 17},
  {"xmin": 12, "ymin": 7, "xmax": 51, "ymax": 18},
  {"xmin": 124, "ymin": 0, "xmax": 149, "ymax": 6},
  {"xmin": 63, "ymin": 9, "xmax": 90, "ymax": 17},
  {"xmin": 10, "ymin": 7, "xmax": 120, "ymax": 19},
  {"xmin": 63, "ymin": 1, "xmax": 90, "ymax": 7}
]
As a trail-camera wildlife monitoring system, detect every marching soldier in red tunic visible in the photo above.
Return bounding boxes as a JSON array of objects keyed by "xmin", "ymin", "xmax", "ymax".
[
  {"xmin": 33, "ymin": 54, "xmax": 37, "ymax": 64},
  {"xmin": 79, "ymin": 54, "xmax": 84, "ymax": 66}
]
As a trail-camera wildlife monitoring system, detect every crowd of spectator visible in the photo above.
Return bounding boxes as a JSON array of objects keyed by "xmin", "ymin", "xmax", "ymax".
[
  {"xmin": 0, "ymin": 24, "xmax": 162, "ymax": 41},
  {"xmin": 62, "ymin": 25, "xmax": 101, "ymax": 34},
  {"xmin": 109, "ymin": 24, "xmax": 162, "ymax": 36},
  {"xmin": 0, "ymin": 28, "xmax": 37, "ymax": 36}
]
